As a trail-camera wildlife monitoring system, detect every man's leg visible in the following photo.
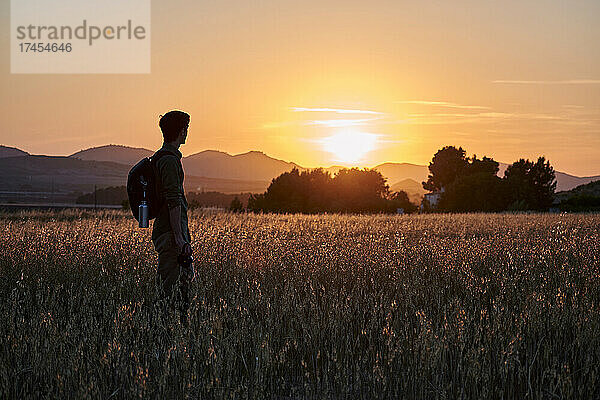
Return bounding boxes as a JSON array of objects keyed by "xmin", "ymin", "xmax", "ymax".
[
  {"xmin": 153, "ymin": 232, "xmax": 180, "ymax": 302},
  {"xmin": 153, "ymin": 231, "xmax": 190, "ymax": 322},
  {"xmin": 178, "ymin": 265, "xmax": 192, "ymax": 323},
  {"xmin": 157, "ymin": 248, "xmax": 180, "ymax": 300}
]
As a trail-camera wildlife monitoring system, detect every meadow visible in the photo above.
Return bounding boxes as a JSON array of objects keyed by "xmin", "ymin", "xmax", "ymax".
[{"xmin": 1, "ymin": 209, "xmax": 599, "ymax": 399}]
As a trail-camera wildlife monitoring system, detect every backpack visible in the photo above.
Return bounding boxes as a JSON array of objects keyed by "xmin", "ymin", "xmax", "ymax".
[{"xmin": 126, "ymin": 150, "xmax": 172, "ymax": 222}]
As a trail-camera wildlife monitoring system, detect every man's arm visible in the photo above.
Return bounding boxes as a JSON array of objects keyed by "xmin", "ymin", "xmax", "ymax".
[
  {"xmin": 159, "ymin": 156, "xmax": 191, "ymax": 255},
  {"xmin": 169, "ymin": 204, "xmax": 191, "ymax": 255}
]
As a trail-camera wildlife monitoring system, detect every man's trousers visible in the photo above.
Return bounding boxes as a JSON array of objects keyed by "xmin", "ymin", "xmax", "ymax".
[{"xmin": 152, "ymin": 231, "xmax": 190, "ymax": 318}]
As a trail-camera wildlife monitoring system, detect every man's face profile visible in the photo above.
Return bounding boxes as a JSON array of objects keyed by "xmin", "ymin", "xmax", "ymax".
[{"xmin": 180, "ymin": 125, "xmax": 188, "ymax": 144}]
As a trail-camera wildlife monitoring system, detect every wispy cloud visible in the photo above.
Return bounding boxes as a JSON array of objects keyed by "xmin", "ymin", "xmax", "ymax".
[
  {"xmin": 262, "ymin": 107, "xmax": 385, "ymax": 130},
  {"xmin": 396, "ymin": 100, "xmax": 490, "ymax": 110},
  {"xmin": 493, "ymin": 79, "xmax": 600, "ymax": 85},
  {"xmin": 395, "ymin": 111, "xmax": 586, "ymax": 125},
  {"xmin": 262, "ymin": 118, "xmax": 380, "ymax": 129},
  {"xmin": 307, "ymin": 118, "xmax": 379, "ymax": 128},
  {"xmin": 291, "ymin": 107, "xmax": 384, "ymax": 115}
]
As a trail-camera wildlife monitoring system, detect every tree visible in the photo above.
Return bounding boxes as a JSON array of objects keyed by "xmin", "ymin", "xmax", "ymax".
[
  {"xmin": 530, "ymin": 157, "xmax": 557, "ymax": 209},
  {"xmin": 388, "ymin": 190, "xmax": 418, "ymax": 213},
  {"xmin": 229, "ymin": 196, "xmax": 244, "ymax": 213},
  {"xmin": 439, "ymin": 173, "xmax": 508, "ymax": 212},
  {"xmin": 303, "ymin": 168, "xmax": 334, "ymax": 212},
  {"xmin": 504, "ymin": 157, "xmax": 556, "ymax": 210},
  {"xmin": 423, "ymin": 146, "xmax": 469, "ymax": 191},
  {"xmin": 252, "ymin": 168, "xmax": 333, "ymax": 213},
  {"xmin": 261, "ymin": 168, "xmax": 306, "ymax": 213},
  {"xmin": 467, "ymin": 155, "xmax": 499, "ymax": 176},
  {"xmin": 332, "ymin": 168, "xmax": 390, "ymax": 213},
  {"xmin": 247, "ymin": 193, "xmax": 266, "ymax": 212},
  {"xmin": 559, "ymin": 194, "xmax": 600, "ymax": 212}
]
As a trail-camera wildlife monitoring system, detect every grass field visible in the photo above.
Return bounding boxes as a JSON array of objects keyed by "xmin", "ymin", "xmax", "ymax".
[{"xmin": 1, "ymin": 209, "xmax": 599, "ymax": 399}]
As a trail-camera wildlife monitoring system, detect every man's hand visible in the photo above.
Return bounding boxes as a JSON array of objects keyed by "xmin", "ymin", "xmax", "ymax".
[{"xmin": 175, "ymin": 235, "xmax": 192, "ymax": 256}]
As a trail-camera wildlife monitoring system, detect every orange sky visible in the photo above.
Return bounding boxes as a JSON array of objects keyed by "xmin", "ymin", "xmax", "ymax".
[{"xmin": 1, "ymin": 0, "xmax": 599, "ymax": 175}]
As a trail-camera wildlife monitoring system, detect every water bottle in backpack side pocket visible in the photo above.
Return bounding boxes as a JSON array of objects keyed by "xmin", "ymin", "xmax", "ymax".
[{"xmin": 139, "ymin": 200, "xmax": 149, "ymax": 228}]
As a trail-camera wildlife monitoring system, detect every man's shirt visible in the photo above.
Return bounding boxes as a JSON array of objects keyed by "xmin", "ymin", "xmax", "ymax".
[{"xmin": 151, "ymin": 142, "xmax": 191, "ymax": 244}]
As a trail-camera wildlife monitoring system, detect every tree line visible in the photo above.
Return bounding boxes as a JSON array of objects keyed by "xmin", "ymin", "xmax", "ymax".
[
  {"xmin": 247, "ymin": 168, "xmax": 416, "ymax": 214},
  {"xmin": 422, "ymin": 146, "xmax": 556, "ymax": 212},
  {"xmin": 247, "ymin": 145, "xmax": 558, "ymax": 214}
]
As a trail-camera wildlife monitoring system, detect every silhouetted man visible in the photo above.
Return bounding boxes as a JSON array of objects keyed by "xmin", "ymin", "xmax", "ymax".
[{"xmin": 152, "ymin": 110, "xmax": 193, "ymax": 322}]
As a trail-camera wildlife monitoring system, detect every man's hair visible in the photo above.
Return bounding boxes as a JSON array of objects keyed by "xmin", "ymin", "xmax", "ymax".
[{"xmin": 159, "ymin": 110, "xmax": 190, "ymax": 142}]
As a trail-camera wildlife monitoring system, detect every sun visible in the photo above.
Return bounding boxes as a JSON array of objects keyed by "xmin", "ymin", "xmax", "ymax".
[{"xmin": 321, "ymin": 129, "xmax": 379, "ymax": 164}]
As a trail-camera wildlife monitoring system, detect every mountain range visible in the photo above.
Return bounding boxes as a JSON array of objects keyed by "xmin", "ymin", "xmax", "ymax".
[
  {"xmin": 1, "ymin": 144, "xmax": 598, "ymax": 202},
  {"xmin": 0, "ymin": 145, "xmax": 29, "ymax": 158}
]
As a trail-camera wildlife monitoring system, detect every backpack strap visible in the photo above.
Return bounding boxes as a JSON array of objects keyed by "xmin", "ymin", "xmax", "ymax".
[{"xmin": 150, "ymin": 149, "xmax": 172, "ymax": 165}]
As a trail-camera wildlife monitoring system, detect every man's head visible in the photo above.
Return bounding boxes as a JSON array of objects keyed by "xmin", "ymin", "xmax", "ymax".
[{"xmin": 160, "ymin": 110, "xmax": 190, "ymax": 145}]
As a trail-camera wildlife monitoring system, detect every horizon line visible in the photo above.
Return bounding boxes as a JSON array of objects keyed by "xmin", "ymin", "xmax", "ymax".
[{"xmin": 2, "ymin": 143, "xmax": 599, "ymax": 178}]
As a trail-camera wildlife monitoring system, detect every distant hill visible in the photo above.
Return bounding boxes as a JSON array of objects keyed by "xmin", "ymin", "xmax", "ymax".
[
  {"xmin": 390, "ymin": 178, "xmax": 427, "ymax": 204},
  {"xmin": 0, "ymin": 145, "xmax": 29, "ymax": 158},
  {"xmin": 0, "ymin": 153, "xmax": 268, "ymax": 198},
  {"xmin": 70, "ymin": 144, "xmax": 153, "ymax": 166},
  {"xmin": 68, "ymin": 145, "xmax": 304, "ymax": 184},
  {"xmin": 2, "ymin": 143, "xmax": 598, "ymax": 196},
  {"xmin": 372, "ymin": 163, "xmax": 429, "ymax": 186},
  {"xmin": 0, "ymin": 155, "xmax": 132, "ymax": 193},
  {"xmin": 182, "ymin": 150, "xmax": 304, "ymax": 182},
  {"xmin": 554, "ymin": 179, "xmax": 600, "ymax": 211},
  {"xmin": 552, "ymin": 172, "xmax": 600, "ymax": 192},
  {"xmin": 555, "ymin": 179, "xmax": 600, "ymax": 201}
]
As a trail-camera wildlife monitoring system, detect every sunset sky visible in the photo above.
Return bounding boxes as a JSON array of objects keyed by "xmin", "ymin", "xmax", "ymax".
[{"xmin": 1, "ymin": 0, "xmax": 599, "ymax": 176}]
